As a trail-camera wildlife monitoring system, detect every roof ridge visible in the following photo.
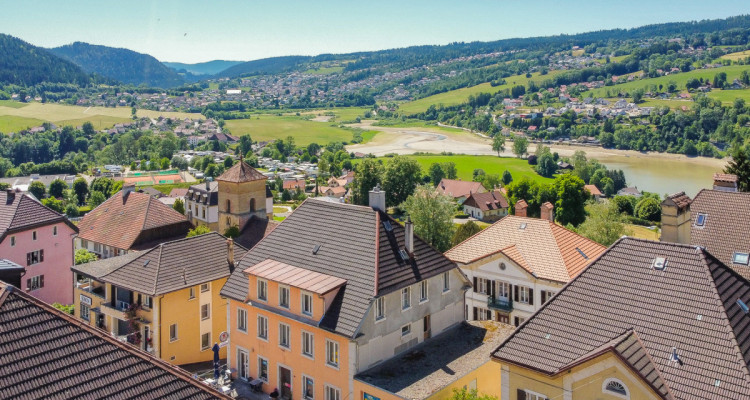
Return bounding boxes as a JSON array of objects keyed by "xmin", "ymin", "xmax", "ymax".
[
  {"xmin": 153, "ymin": 244, "xmax": 164, "ymax": 296},
  {"xmin": 141, "ymin": 194, "xmax": 153, "ymax": 232}
]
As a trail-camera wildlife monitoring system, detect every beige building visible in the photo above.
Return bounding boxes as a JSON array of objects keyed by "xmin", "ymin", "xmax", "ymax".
[{"xmin": 216, "ymin": 161, "xmax": 273, "ymax": 234}]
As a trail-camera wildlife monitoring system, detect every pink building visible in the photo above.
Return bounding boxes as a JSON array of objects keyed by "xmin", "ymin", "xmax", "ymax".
[{"xmin": 0, "ymin": 189, "xmax": 78, "ymax": 304}]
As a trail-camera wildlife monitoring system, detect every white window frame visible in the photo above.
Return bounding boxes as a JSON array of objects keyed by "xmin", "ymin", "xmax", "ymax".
[
  {"xmin": 541, "ymin": 290, "xmax": 556, "ymax": 304},
  {"xmin": 302, "ymin": 375, "xmax": 314, "ymax": 400},
  {"xmin": 442, "ymin": 271, "xmax": 450, "ymax": 293},
  {"xmin": 257, "ymin": 279, "xmax": 268, "ymax": 301},
  {"xmin": 189, "ymin": 287, "xmax": 195, "ymax": 300},
  {"xmin": 401, "ymin": 287, "xmax": 411, "ymax": 311},
  {"xmin": 201, "ymin": 332, "xmax": 211, "ymax": 351},
  {"xmin": 419, "ymin": 280, "xmax": 428, "ymax": 303},
  {"xmin": 733, "ymin": 252, "xmax": 750, "ymax": 265},
  {"xmin": 200, "ymin": 283, "xmax": 210, "ymax": 293},
  {"xmin": 80, "ymin": 303, "xmax": 90, "ymax": 321},
  {"xmin": 301, "ymin": 330, "xmax": 314, "ymax": 359},
  {"xmin": 169, "ymin": 324, "xmax": 178, "ymax": 342},
  {"xmin": 374, "ymin": 297, "xmax": 385, "ymax": 321},
  {"xmin": 325, "ymin": 339, "xmax": 339, "ymax": 369},
  {"xmin": 238, "ymin": 308, "xmax": 248, "ymax": 333},
  {"xmin": 257, "ymin": 315, "xmax": 268, "ymax": 340},
  {"xmin": 279, "ymin": 285, "xmax": 290, "ymax": 309},
  {"xmin": 401, "ymin": 324, "xmax": 411, "ymax": 336},
  {"xmin": 201, "ymin": 303, "xmax": 211, "ymax": 320},
  {"xmin": 497, "ymin": 281, "xmax": 510, "ymax": 299},
  {"xmin": 519, "ymin": 286, "xmax": 530, "ymax": 304},
  {"xmin": 301, "ymin": 291, "xmax": 313, "ymax": 316},
  {"xmin": 325, "ymin": 385, "xmax": 341, "ymax": 400},
  {"xmin": 524, "ymin": 390, "xmax": 547, "ymax": 400},
  {"xmin": 258, "ymin": 356, "xmax": 269, "ymax": 382},
  {"xmin": 279, "ymin": 323, "xmax": 291, "ymax": 349}
]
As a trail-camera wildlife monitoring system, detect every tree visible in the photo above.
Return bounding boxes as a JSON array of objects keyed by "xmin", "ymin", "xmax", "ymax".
[
  {"xmin": 400, "ymin": 185, "xmax": 455, "ymax": 252},
  {"xmin": 281, "ymin": 189, "xmax": 292, "ymax": 201},
  {"xmin": 238, "ymin": 135, "xmax": 253, "ymax": 157},
  {"xmin": 512, "ymin": 136, "xmax": 528, "ymax": 158},
  {"xmin": 429, "ymin": 163, "xmax": 446, "ymax": 186},
  {"xmin": 631, "ymin": 88, "xmax": 644, "ymax": 104},
  {"xmin": 74, "ymin": 249, "xmax": 98, "ymax": 265},
  {"xmin": 28, "ymin": 180, "xmax": 46, "ymax": 199},
  {"xmin": 492, "ymin": 135, "xmax": 505, "ymax": 156},
  {"xmin": 82, "ymin": 121, "xmax": 95, "ymax": 136},
  {"xmin": 576, "ymin": 202, "xmax": 626, "ymax": 246},
  {"xmin": 73, "ymin": 178, "xmax": 88, "ymax": 205},
  {"xmin": 382, "ymin": 156, "xmax": 422, "ymax": 207},
  {"xmin": 186, "ymin": 225, "xmax": 211, "ymax": 237},
  {"xmin": 502, "ymin": 170, "xmax": 513, "ymax": 186},
  {"xmin": 224, "ymin": 225, "xmax": 240, "ymax": 238},
  {"xmin": 171, "ymin": 156, "xmax": 188, "ymax": 170},
  {"xmin": 535, "ymin": 152, "xmax": 557, "ymax": 178},
  {"xmin": 41, "ymin": 197, "xmax": 64, "ymax": 213},
  {"xmin": 449, "ymin": 388, "xmax": 497, "ymax": 400},
  {"xmin": 725, "ymin": 147, "xmax": 750, "ymax": 192},
  {"xmin": 173, "ymin": 198, "xmax": 185, "ymax": 215},
  {"xmin": 224, "ymin": 157, "xmax": 235, "ymax": 169},
  {"xmin": 64, "ymin": 203, "xmax": 80, "ymax": 217},
  {"xmin": 351, "ymin": 159, "xmax": 383, "ymax": 206},
  {"xmin": 635, "ymin": 197, "xmax": 661, "ymax": 221},
  {"xmin": 452, "ymin": 221, "xmax": 482, "ymax": 248},
  {"xmin": 49, "ymin": 178, "xmax": 67, "ymax": 198},
  {"xmin": 553, "ymin": 174, "xmax": 587, "ymax": 226},
  {"xmin": 87, "ymin": 191, "xmax": 106, "ymax": 208}
]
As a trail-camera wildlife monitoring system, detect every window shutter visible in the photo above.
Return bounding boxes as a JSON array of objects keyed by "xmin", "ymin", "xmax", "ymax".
[
  {"xmin": 40, "ymin": 249, "xmax": 44, "ymax": 262},
  {"xmin": 517, "ymin": 389, "xmax": 526, "ymax": 400},
  {"xmin": 473, "ymin": 277, "xmax": 478, "ymax": 293},
  {"xmin": 473, "ymin": 307, "xmax": 478, "ymax": 320},
  {"xmin": 40, "ymin": 275, "xmax": 44, "ymax": 288},
  {"xmin": 490, "ymin": 280, "xmax": 496, "ymax": 298},
  {"xmin": 541, "ymin": 291, "xmax": 547, "ymax": 304},
  {"xmin": 27, "ymin": 253, "xmax": 31, "ymax": 266},
  {"xmin": 529, "ymin": 289, "xmax": 534, "ymax": 306},
  {"xmin": 514, "ymin": 285, "xmax": 519, "ymax": 302}
]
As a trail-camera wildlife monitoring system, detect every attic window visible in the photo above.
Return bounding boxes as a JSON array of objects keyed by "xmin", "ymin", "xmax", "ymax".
[
  {"xmin": 576, "ymin": 248, "xmax": 588, "ymax": 260},
  {"xmin": 399, "ymin": 249, "xmax": 409, "ymax": 261},
  {"xmin": 143, "ymin": 260, "xmax": 150, "ymax": 267},
  {"xmin": 519, "ymin": 223, "xmax": 527, "ymax": 230},
  {"xmin": 669, "ymin": 347, "xmax": 682, "ymax": 365},
  {"xmin": 695, "ymin": 213, "xmax": 707, "ymax": 227},
  {"xmin": 732, "ymin": 252, "xmax": 749, "ymax": 265},
  {"xmin": 313, "ymin": 245, "xmax": 322, "ymax": 255},
  {"xmin": 383, "ymin": 220, "xmax": 393, "ymax": 232},
  {"xmin": 651, "ymin": 257, "xmax": 667, "ymax": 271},
  {"xmin": 737, "ymin": 299, "xmax": 750, "ymax": 314}
]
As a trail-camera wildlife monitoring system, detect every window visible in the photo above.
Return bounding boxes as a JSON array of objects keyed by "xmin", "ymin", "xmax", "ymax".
[
  {"xmin": 374, "ymin": 297, "xmax": 385, "ymax": 321},
  {"xmin": 80, "ymin": 239, "xmax": 88, "ymax": 249},
  {"xmin": 226, "ymin": 199, "xmax": 231, "ymax": 213},
  {"xmin": 258, "ymin": 357, "xmax": 269, "ymax": 382},
  {"xmin": 200, "ymin": 283, "xmax": 210, "ymax": 292},
  {"xmin": 519, "ymin": 286, "xmax": 530, "ymax": 304},
  {"xmin": 603, "ymin": 378, "xmax": 629, "ymax": 398},
  {"xmin": 169, "ymin": 324, "xmax": 178, "ymax": 341},
  {"xmin": 257, "ymin": 279, "xmax": 267, "ymax": 301},
  {"xmin": 10, "ymin": 236, "xmax": 16, "ymax": 247},
  {"xmin": 473, "ymin": 307, "xmax": 492, "ymax": 321},
  {"xmin": 302, "ymin": 331, "xmax": 314, "ymax": 358},
  {"xmin": 695, "ymin": 213, "xmax": 707, "ymax": 227},
  {"xmin": 326, "ymin": 340, "xmax": 339, "ymax": 368},
  {"xmin": 201, "ymin": 332, "xmax": 211, "ymax": 350},
  {"xmin": 541, "ymin": 290, "xmax": 556, "ymax": 304},
  {"xmin": 325, "ymin": 385, "xmax": 340, "ymax": 400},
  {"xmin": 201, "ymin": 303, "xmax": 211, "ymax": 320},
  {"xmin": 301, "ymin": 292, "xmax": 313, "ymax": 316},
  {"xmin": 419, "ymin": 281, "xmax": 428, "ymax": 302},
  {"xmin": 302, "ymin": 376, "xmax": 314, "ymax": 400},
  {"xmin": 238, "ymin": 309, "xmax": 248, "ymax": 332},
  {"xmin": 524, "ymin": 391, "xmax": 546, "ymax": 400},
  {"xmin": 442, "ymin": 271, "xmax": 450, "ymax": 292},
  {"xmin": 401, "ymin": 287, "xmax": 411, "ymax": 310},
  {"xmin": 497, "ymin": 281, "xmax": 510, "ymax": 299},
  {"xmin": 475, "ymin": 277, "xmax": 492, "ymax": 295},
  {"xmin": 202, "ymin": 207, "xmax": 206, "ymax": 219},
  {"xmin": 53, "ymin": 226, "xmax": 57, "ymax": 236},
  {"xmin": 257, "ymin": 315, "xmax": 268, "ymax": 340},
  {"xmin": 279, "ymin": 286, "xmax": 290, "ymax": 308},
  {"xmin": 514, "ymin": 316, "xmax": 526, "ymax": 327},
  {"xmin": 32, "ymin": 231, "xmax": 37, "ymax": 241},
  {"xmin": 28, "ymin": 275, "xmax": 43, "ymax": 291},
  {"xmin": 250, "ymin": 198, "xmax": 256, "ymax": 212},
  {"xmin": 401, "ymin": 324, "xmax": 411, "ymax": 336},
  {"xmin": 142, "ymin": 295, "xmax": 153, "ymax": 309},
  {"xmin": 26, "ymin": 250, "xmax": 44, "ymax": 266},
  {"xmin": 80, "ymin": 303, "xmax": 90, "ymax": 321},
  {"xmin": 733, "ymin": 252, "xmax": 750, "ymax": 265},
  {"xmin": 189, "ymin": 287, "xmax": 195, "ymax": 299},
  {"xmin": 279, "ymin": 323, "xmax": 291, "ymax": 349}
]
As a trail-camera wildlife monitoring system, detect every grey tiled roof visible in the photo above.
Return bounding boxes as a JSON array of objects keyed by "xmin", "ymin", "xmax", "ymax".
[
  {"xmin": 0, "ymin": 259, "xmax": 24, "ymax": 271},
  {"xmin": 492, "ymin": 238, "xmax": 750, "ymax": 399},
  {"xmin": 72, "ymin": 252, "xmax": 142, "ymax": 279},
  {"xmin": 0, "ymin": 283, "xmax": 229, "ymax": 400},
  {"xmin": 0, "ymin": 191, "xmax": 77, "ymax": 242},
  {"xmin": 221, "ymin": 198, "xmax": 460, "ymax": 338}
]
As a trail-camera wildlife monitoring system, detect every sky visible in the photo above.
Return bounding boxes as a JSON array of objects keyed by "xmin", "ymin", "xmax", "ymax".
[{"xmin": 3, "ymin": 1, "xmax": 750, "ymax": 64}]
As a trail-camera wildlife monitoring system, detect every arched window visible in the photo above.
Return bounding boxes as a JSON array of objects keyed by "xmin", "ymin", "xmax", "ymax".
[
  {"xmin": 250, "ymin": 198, "xmax": 256, "ymax": 212},
  {"xmin": 603, "ymin": 378, "xmax": 629, "ymax": 399},
  {"xmin": 226, "ymin": 199, "xmax": 231, "ymax": 213}
]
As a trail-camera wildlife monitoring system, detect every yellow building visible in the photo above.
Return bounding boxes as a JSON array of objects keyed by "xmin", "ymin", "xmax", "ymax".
[
  {"xmin": 72, "ymin": 232, "xmax": 247, "ymax": 366},
  {"xmin": 216, "ymin": 160, "xmax": 272, "ymax": 234},
  {"xmin": 491, "ymin": 238, "xmax": 750, "ymax": 400}
]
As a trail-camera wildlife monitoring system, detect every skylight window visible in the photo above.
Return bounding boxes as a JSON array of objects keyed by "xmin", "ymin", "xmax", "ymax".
[
  {"xmin": 383, "ymin": 220, "xmax": 393, "ymax": 232},
  {"xmin": 669, "ymin": 347, "xmax": 682, "ymax": 365},
  {"xmin": 733, "ymin": 252, "xmax": 750, "ymax": 265},
  {"xmin": 399, "ymin": 249, "xmax": 409, "ymax": 261},
  {"xmin": 651, "ymin": 257, "xmax": 667, "ymax": 271},
  {"xmin": 737, "ymin": 298, "xmax": 750, "ymax": 314},
  {"xmin": 576, "ymin": 248, "xmax": 588, "ymax": 260},
  {"xmin": 695, "ymin": 213, "xmax": 707, "ymax": 227},
  {"xmin": 312, "ymin": 245, "xmax": 322, "ymax": 255},
  {"xmin": 519, "ymin": 223, "xmax": 527, "ymax": 230}
]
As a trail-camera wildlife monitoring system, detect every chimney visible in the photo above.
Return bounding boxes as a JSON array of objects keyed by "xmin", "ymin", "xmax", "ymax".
[
  {"xmin": 369, "ymin": 184, "xmax": 386, "ymax": 212},
  {"xmin": 206, "ymin": 179, "xmax": 211, "ymax": 190},
  {"xmin": 712, "ymin": 173, "xmax": 738, "ymax": 192},
  {"xmin": 541, "ymin": 202, "xmax": 554, "ymax": 222},
  {"xmin": 404, "ymin": 216, "xmax": 414, "ymax": 253},
  {"xmin": 660, "ymin": 192, "xmax": 692, "ymax": 244},
  {"xmin": 122, "ymin": 184, "xmax": 135, "ymax": 200},
  {"xmin": 227, "ymin": 238, "xmax": 235, "ymax": 272},
  {"xmin": 515, "ymin": 200, "xmax": 528, "ymax": 217},
  {"xmin": 6, "ymin": 189, "xmax": 15, "ymax": 203}
]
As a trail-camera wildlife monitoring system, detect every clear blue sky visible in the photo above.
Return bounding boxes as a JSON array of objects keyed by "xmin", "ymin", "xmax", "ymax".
[{"xmin": 3, "ymin": 1, "xmax": 750, "ymax": 63}]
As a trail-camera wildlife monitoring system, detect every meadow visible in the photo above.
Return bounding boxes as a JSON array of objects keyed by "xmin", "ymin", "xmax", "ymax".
[
  {"xmin": 225, "ymin": 114, "xmax": 378, "ymax": 146},
  {"xmin": 720, "ymin": 50, "xmax": 750, "ymax": 61},
  {"xmin": 398, "ymin": 70, "xmax": 566, "ymax": 114}
]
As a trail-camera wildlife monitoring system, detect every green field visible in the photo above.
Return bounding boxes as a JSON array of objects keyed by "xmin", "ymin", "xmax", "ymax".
[
  {"xmin": 153, "ymin": 182, "xmax": 196, "ymax": 195},
  {"xmin": 706, "ymin": 89, "xmax": 750, "ymax": 105},
  {"xmin": 304, "ymin": 66, "xmax": 345, "ymax": 75},
  {"xmin": 721, "ymin": 50, "xmax": 750, "ymax": 61},
  {"xmin": 0, "ymin": 115, "xmax": 45, "ymax": 133},
  {"xmin": 0, "ymin": 100, "xmax": 29, "ymax": 109},
  {"xmin": 225, "ymin": 114, "xmax": 377, "ymax": 146},
  {"xmin": 398, "ymin": 70, "xmax": 566, "ymax": 115},
  {"xmin": 365, "ymin": 154, "xmax": 554, "ymax": 184},
  {"xmin": 297, "ymin": 107, "xmax": 371, "ymax": 121}
]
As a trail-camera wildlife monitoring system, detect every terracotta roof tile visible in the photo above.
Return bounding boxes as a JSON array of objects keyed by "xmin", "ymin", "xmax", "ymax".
[
  {"xmin": 664, "ymin": 191, "xmax": 692, "ymax": 210},
  {"xmin": 436, "ymin": 179, "xmax": 485, "ymax": 199},
  {"xmin": 584, "ymin": 184, "xmax": 602, "ymax": 196},
  {"xmin": 216, "ymin": 160, "xmax": 266, "ymax": 183},
  {"xmin": 713, "ymin": 173, "xmax": 738, "ymax": 183},
  {"xmin": 463, "ymin": 190, "xmax": 508, "ymax": 211}
]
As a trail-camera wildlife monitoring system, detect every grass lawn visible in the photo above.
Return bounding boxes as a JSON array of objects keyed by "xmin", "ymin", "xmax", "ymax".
[
  {"xmin": 225, "ymin": 114, "xmax": 368, "ymax": 146},
  {"xmin": 0, "ymin": 100, "xmax": 29, "ymax": 109},
  {"xmin": 398, "ymin": 70, "xmax": 566, "ymax": 115},
  {"xmin": 365, "ymin": 154, "xmax": 553, "ymax": 185},
  {"xmin": 706, "ymin": 89, "xmax": 750, "ymax": 105},
  {"xmin": 625, "ymin": 224, "xmax": 659, "ymax": 240},
  {"xmin": 273, "ymin": 215, "xmax": 286, "ymax": 222},
  {"xmin": 304, "ymin": 66, "xmax": 345, "ymax": 75},
  {"xmin": 297, "ymin": 107, "xmax": 371, "ymax": 121},
  {"xmin": 273, "ymin": 206, "xmax": 289, "ymax": 213},
  {"xmin": 152, "ymin": 181, "xmax": 196, "ymax": 195},
  {"xmin": 0, "ymin": 115, "xmax": 45, "ymax": 133}
]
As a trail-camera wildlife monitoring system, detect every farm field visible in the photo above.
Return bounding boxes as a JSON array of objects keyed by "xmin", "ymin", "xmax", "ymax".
[
  {"xmin": 0, "ymin": 102, "xmax": 203, "ymax": 133},
  {"xmin": 364, "ymin": 154, "xmax": 554, "ymax": 185},
  {"xmin": 399, "ymin": 70, "xmax": 566, "ymax": 114},
  {"xmin": 706, "ymin": 88, "xmax": 750, "ymax": 105},
  {"xmin": 225, "ymin": 114, "xmax": 378, "ymax": 146},
  {"xmin": 720, "ymin": 50, "xmax": 750, "ymax": 61},
  {"xmin": 297, "ymin": 107, "xmax": 371, "ymax": 121}
]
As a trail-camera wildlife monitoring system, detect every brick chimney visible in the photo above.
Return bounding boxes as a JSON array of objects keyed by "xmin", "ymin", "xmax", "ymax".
[
  {"xmin": 5, "ymin": 188, "xmax": 15, "ymax": 203},
  {"xmin": 541, "ymin": 202, "xmax": 554, "ymax": 222},
  {"xmin": 122, "ymin": 183, "xmax": 136, "ymax": 200},
  {"xmin": 515, "ymin": 200, "xmax": 528, "ymax": 217},
  {"xmin": 369, "ymin": 184, "xmax": 386, "ymax": 212},
  {"xmin": 227, "ymin": 238, "xmax": 235, "ymax": 272},
  {"xmin": 712, "ymin": 173, "xmax": 738, "ymax": 192}
]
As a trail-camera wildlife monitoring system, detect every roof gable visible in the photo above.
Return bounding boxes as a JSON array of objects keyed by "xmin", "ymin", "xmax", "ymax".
[
  {"xmin": 0, "ymin": 191, "xmax": 76, "ymax": 240},
  {"xmin": 216, "ymin": 160, "xmax": 266, "ymax": 183},
  {"xmin": 436, "ymin": 179, "xmax": 485, "ymax": 198}
]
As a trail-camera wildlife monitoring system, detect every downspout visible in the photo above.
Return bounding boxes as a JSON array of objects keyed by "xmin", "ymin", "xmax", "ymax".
[
  {"xmin": 157, "ymin": 296, "xmax": 162, "ymax": 359},
  {"xmin": 226, "ymin": 296, "xmax": 231, "ymax": 370}
]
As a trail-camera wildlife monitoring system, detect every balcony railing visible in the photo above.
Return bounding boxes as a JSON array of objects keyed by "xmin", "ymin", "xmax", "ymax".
[
  {"xmin": 487, "ymin": 296, "xmax": 513, "ymax": 312},
  {"xmin": 116, "ymin": 300, "xmax": 130, "ymax": 311}
]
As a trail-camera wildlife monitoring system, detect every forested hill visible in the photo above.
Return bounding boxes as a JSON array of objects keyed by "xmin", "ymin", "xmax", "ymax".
[
  {"xmin": 50, "ymin": 42, "xmax": 184, "ymax": 88},
  {"xmin": 0, "ymin": 34, "xmax": 91, "ymax": 86},
  {"xmin": 163, "ymin": 60, "xmax": 244, "ymax": 75},
  {"xmin": 216, "ymin": 55, "xmax": 314, "ymax": 78}
]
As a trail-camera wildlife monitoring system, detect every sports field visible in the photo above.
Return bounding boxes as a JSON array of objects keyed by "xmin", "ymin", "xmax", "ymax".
[{"xmin": 225, "ymin": 114, "xmax": 377, "ymax": 146}]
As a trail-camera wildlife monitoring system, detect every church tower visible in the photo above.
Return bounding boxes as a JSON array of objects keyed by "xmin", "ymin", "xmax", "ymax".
[{"xmin": 216, "ymin": 160, "xmax": 269, "ymax": 234}]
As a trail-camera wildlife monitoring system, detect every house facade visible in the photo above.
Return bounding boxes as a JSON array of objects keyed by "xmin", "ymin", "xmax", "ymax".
[
  {"xmin": 217, "ymin": 161, "xmax": 273, "ymax": 234},
  {"xmin": 462, "ymin": 190, "xmax": 509, "ymax": 222},
  {"xmin": 186, "ymin": 181, "xmax": 220, "ymax": 231},
  {"xmin": 221, "ymin": 192, "xmax": 469, "ymax": 400},
  {"xmin": 446, "ymin": 206, "xmax": 605, "ymax": 326},
  {"xmin": 71, "ymin": 232, "xmax": 245, "ymax": 366},
  {"xmin": 0, "ymin": 189, "xmax": 78, "ymax": 304}
]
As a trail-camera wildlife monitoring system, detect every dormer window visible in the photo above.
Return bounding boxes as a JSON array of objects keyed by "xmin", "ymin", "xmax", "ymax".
[
  {"xmin": 733, "ymin": 252, "xmax": 750, "ymax": 265},
  {"xmin": 301, "ymin": 292, "xmax": 313, "ymax": 316},
  {"xmin": 279, "ymin": 286, "xmax": 290, "ymax": 308},
  {"xmin": 257, "ymin": 279, "xmax": 267, "ymax": 301},
  {"xmin": 695, "ymin": 213, "xmax": 707, "ymax": 227}
]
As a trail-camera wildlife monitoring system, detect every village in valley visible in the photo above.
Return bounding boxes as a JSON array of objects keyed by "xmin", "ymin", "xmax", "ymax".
[{"xmin": 3, "ymin": 5, "xmax": 750, "ymax": 400}]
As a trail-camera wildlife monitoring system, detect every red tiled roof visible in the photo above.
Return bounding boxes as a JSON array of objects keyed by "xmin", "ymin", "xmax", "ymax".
[
  {"xmin": 436, "ymin": 179, "xmax": 485, "ymax": 199},
  {"xmin": 78, "ymin": 191, "xmax": 192, "ymax": 250},
  {"xmin": 713, "ymin": 173, "xmax": 738, "ymax": 183},
  {"xmin": 663, "ymin": 191, "xmax": 692, "ymax": 210},
  {"xmin": 216, "ymin": 160, "xmax": 266, "ymax": 183},
  {"xmin": 169, "ymin": 188, "xmax": 189, "ymax": 197},
  {"xmin": 584, "ymin": 184, "xmax": 602, "ymax": 196},
  {"xmin": 446, "ymin": 215, "xmax": 605, "ymax": 283},
  {"xmin": 0, "ymin": 190, "xmax": 77, "ymax": 242},
  {"xmin": 244, "ymin": 259, "xmax": 347, "ymax": 294},
  {"xmin": 283, "ymin": 179, "xmax": 306, "ymax": 190},
  {"xmin": 463, "ymin": 190, "xmax": 509, "ymax": 211}
]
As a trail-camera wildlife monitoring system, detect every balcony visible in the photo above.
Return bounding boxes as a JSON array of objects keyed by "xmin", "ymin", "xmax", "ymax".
[
  {"xmin": 100, "ymin": 303, "xmax": 128, "ymax": 320},
  {"xmin": 76, "ymin": 281, "xmax": 106, "ymax": 299},
  {"xmin": 487, "ymin": 296, "xmax": 513, "ymax": 313}
]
